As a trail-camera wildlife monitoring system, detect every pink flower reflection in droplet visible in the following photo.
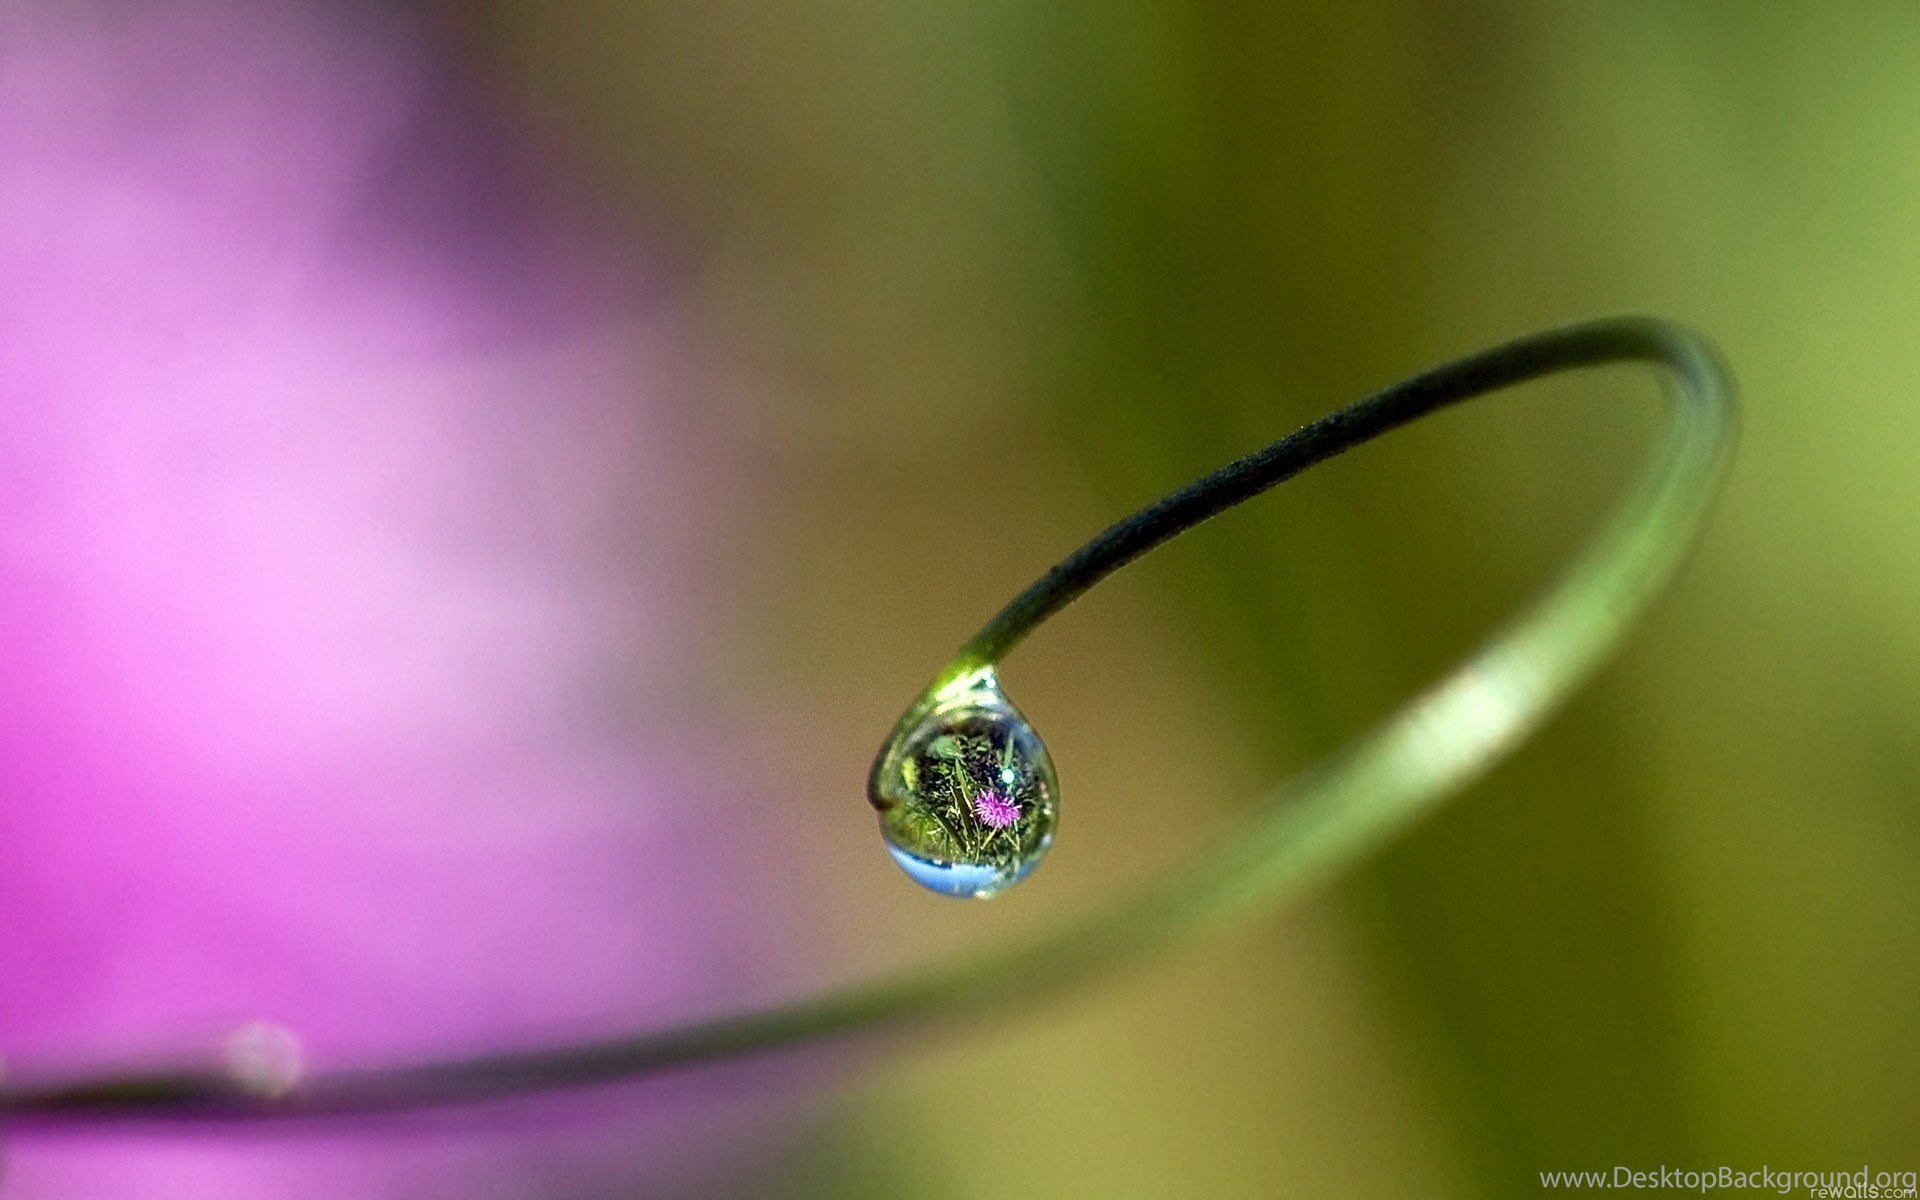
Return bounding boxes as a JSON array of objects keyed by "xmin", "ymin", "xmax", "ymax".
[{"xmin": 972, "ymin": 789, "xmax": 1020, "ymax": 830}]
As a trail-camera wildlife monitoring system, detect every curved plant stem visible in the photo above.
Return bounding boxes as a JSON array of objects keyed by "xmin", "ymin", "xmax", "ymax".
[{"xmin": 0, "ymin": 315, "xmax": 1736, "ymax": 1124}]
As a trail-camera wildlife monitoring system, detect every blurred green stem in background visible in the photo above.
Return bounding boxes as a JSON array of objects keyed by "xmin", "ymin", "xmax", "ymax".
[{"xmin": 0, "ymin": 316, "xmax": 1733, "ymax": 1123}]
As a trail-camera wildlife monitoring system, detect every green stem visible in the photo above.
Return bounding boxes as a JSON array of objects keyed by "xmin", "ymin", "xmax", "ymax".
[{"xmin": 0, "ymin": 316, "xmax": 1735, "ymax": 1124}]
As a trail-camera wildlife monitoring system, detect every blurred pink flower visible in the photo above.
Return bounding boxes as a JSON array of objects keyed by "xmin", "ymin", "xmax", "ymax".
[{"xmin": 0, "ymin": 2, "xmax": 788, "ymax": 1195}]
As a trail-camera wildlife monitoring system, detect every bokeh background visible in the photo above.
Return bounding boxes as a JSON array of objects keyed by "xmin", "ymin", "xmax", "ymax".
[{"xmin": 3, "ymin": 1, "xmax": 1915, "ymax": 1197}]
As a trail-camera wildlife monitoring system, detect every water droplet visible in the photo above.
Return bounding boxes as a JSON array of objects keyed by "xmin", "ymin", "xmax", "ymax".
[
  {"xmin": 872, "ymin": 671, "xmax": 1058, "ymax": 898},
  {"xmin": 223, "ymin": 1019, "xmax": 305, "ymax": 1098}
]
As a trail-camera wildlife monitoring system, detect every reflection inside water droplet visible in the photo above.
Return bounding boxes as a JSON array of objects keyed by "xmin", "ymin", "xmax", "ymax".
[{"xmin": 872, "ymin": 671, "xmax": 1058, "ymax": 898}]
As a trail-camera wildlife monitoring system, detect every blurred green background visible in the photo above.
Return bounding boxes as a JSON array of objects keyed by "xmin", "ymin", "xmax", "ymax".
[{"xmin": 458, "ymin": 3, "xmax": 1917, "ymax": 1195}]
